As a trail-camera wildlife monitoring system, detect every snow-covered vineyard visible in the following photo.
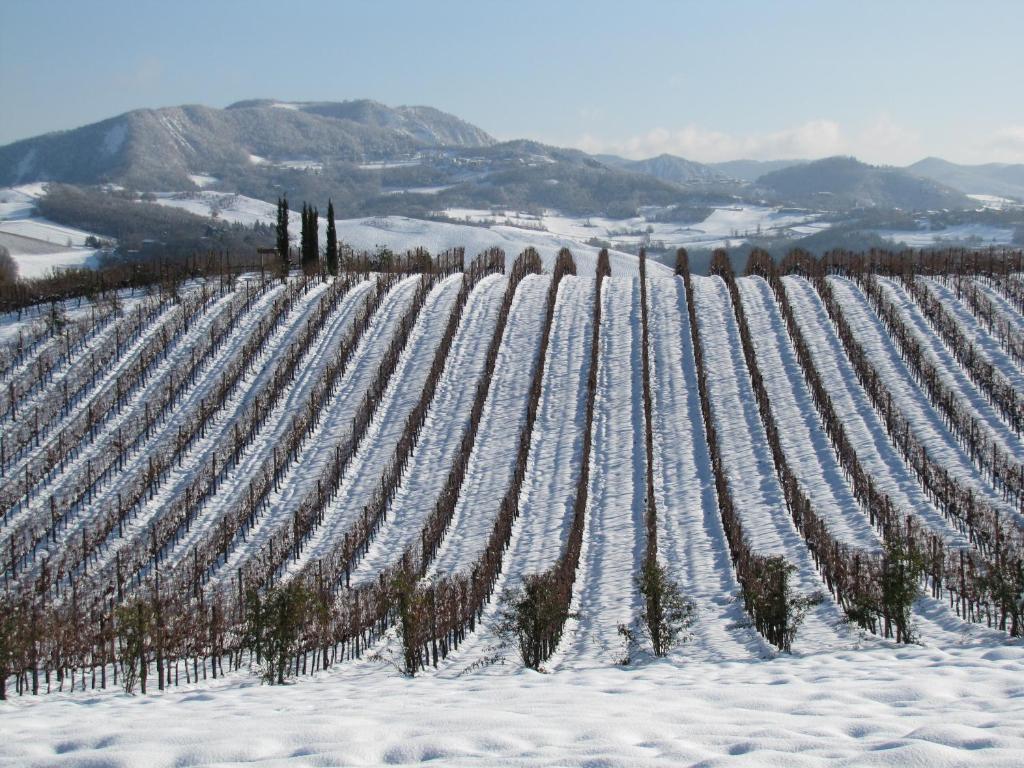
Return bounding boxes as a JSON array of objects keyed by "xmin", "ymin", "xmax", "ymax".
[{"xmin": 2, "ymin": 246, "xmax": 1024, "ymax": 765}]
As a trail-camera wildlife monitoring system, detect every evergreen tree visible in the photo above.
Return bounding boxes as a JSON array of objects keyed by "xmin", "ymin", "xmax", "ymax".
[
  {"xmin": 325, "ymin": 199, "xmax": 339, "ymax": 276},
  {"xmin": 275, "ymin": 196, "xmax": 290, "ymax": 281},
  {"xmin": 300, "ymin": 202, "xmax": 319, "ymax": 275},
  {"xmin": 300, "ymin": 202, "xmax": 308, "ymax": 264}
]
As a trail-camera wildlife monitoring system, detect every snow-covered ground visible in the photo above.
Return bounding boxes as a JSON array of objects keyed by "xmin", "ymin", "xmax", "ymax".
[
  {"xmin": 557, "ymin": 276, "xmax": 646, "ymax": 667},
  {"xmin": 827, "ymin": 276, "xmax": 1020, "ymax": 524},
  {"xmin": 444, "ymin": 204, "xmax": 832, "ymax": 254},
  {"xmin": 691, "ymin": 275, "xmax": 865, "ymax": 654},
  {"xmin": 347, "ymin": 274, "xmax": 506, "ymax": 586},
  {"xmin": 3, "ymin": 643, "xmax": 1023, "ymax": 768},
  {"xmin": 876, "ymin": 223, "xmax": 1016, "ymax": 248},
  {"xmin": 0, "ymin": 185, "xmax": 103, "ymax": 277},
  {"xmin": 647, "ymin": 275, "xmax": 766, "ymax": 662},
  {"xmin": 428, "ymin": 274, "xmax": 550, "ymax": 575},
  {"xmin": 281, "ymin": 274, "xmax": 463, "ymax": 579},
  {"xmin": 152, "ymin": 190, "xmax": 657, "ymax": 276},
  {"xmin": 782, "ymin": 276, "xmax": 972, "ymax": 547},
  {"xmin": 738, "ymin": 276, "xmax": 880, "ymax": 549},
  {"xmin": 5, "ymin": 264, "xmax": 1024, "ymax": 766}
]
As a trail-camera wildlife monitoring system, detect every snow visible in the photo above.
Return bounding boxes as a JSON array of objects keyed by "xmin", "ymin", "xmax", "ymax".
[
  {"xmin": 148, "ymin": 190, "xmax": 657, "ymax": 276},
  {"xmin": 0, "ymin": 185, "xmax": 104, "ymax": 277},
  {"xmin": 443, "ymin": 204, "xmax": 831, "ymax": 254},
  {"xmin": 967, "ymin": 194, "xmax": 1023, "ymax": 210},
  {"xmin": 428, "ymin": 274, "xmax": 550, "ymax": 574},
  {"xmin": 782, "ymin": 276, "xmax": 972, "ymax": 547},
  {"xmin": 557, "ymin": 276, "xmax": 645, "ymax": 666},
  {"xmin": 152, "ymin": 191, "xmax": 276, "ymax": 228},
  {"xmin": 204, "ymin": 276, "xmax": 414, "ymax": 587},
  {"xmin": 876, "ymin": 223, "xmax": 1016, "ymax": 248},
  {"xmin": 501, "ymin": 276, "xmax": 594, "ymax": 575},
  {"xmin": 826, "ymin": 276, "xmax": 1020, "ymax": 524},
  {"xmin": 0, "ymin": 248, "xmax": 98, "ymax": 278},
  {"xmin": 925, "ymin": 277, "xmax": 1024, "ymax": 395},
  {"xmin": 4, "ymin": 265, "xmax": 1024, "ymax": 765},
  {"xmin": 690, "ymin": 275, "xmax": 863, "ymax": 653},
  {"xmin": 102, "ymin": 123, "xmax": 127, "ymax": 156},
  {"xmin": 3, "ymin": 645, "xmax": 1024, "ymax": 767},
  {"xmin": 876, "ymin": 276, "xmax": 1022, "ymax": 458},
  {"xmin": 281, "ymin": 274, "xmax": 463, "ymax": 579},
  {"xmin": 647, "ymin": 275, "xmax": 766, "ymax": 661},
  {"xmin": 187, "ymin": 174, "xmax": 218, "ymax": 188},
  {"xmin": 0, "ymin": 218, "xmax": 98, "ymax": 247},
  {"xmin": 737, "ymin": 276, "xmax": 880, "ymax": 549},
  {"xmin": 347, "ymin": 274, "xmax": 506, "ymax": 587},
  {"xmin": 358, "ymin": 159, "xmax": 422, "ymax": 170},
  {"xmin": 433, "ymin": 275, "xmax": 595, "ymax": 673}
]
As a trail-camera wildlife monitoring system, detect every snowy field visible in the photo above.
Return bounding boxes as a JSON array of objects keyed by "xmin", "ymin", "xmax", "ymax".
[
  {"xmin": 2, "ymin": 244, "xmax": 1024, "ymax": 766},
  {"xmin": 152, "ymin": 191, "xmax": 830, "ymax": 274},
  {"xmin": 876, "ymin": 223, "xmax": 1017, "ymax": 248},
  {"xmin": 0, "ymin": 185, "xmax": 102, "ymax": 277},
  {"xmin": 442, "ymin": 204, "xmax": 832, "ymax": 253},
  {"xmin": 2, "ymin": 644, "xmax": 1023, "ymax": 767}
]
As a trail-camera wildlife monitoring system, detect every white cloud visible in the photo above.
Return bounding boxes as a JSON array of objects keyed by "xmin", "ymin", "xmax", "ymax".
[
  {"xmin": 572, "ymin": 115, "xmax": 934, "ymax": 166},
  {"xmin": 987, "ymin": 125, "xmax": 1024, "ymax": 162},
  {"xmin": 575, "ymin": 120, "xmax": 844, "ymax": 163}
]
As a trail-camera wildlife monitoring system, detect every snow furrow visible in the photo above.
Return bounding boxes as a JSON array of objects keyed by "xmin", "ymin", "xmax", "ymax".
[
  {"xmin": 21, "ymin": 288, "xmax": 239, "ymax": 512},
  {"xmin": 16, "ymin": 284, "xmax": 299, "ymax": 583},
  {"xmin": 206, "ymin": 276, "xmax": 421, "ymax": 586},
  {"xmin": 648, "ymin": 275, "xmax": 766, "ymax": 662},
  {"xmin": 559, "ymin": 276, "xmax": 645, "ymax": 665},
  {"xmin": 691, "ymin": 275, "xmax": 852, "ymax": 652},
  {"xmin": 282, "ymin": 274, "xmax": 463, "ymax": 577},
  {"xmin": 738, "ymin": 276, "xmax": 879, "ymax": 549},
  {"xmin": 974, "ymin": 277, "xmax": 1024, "ymax": 336},
  {"xmin": 826, "ymin": 276, "xmax": 1017, "ymax": 521},
  {"xmin": 92, "ymin": 279, "xmax": 370, "ymax": 581},
  {"xmin": 929, "ymin": 278, "xmax": 1024, "ymax": 385},
  {"xmin": 2, "ymin": 297, "xmax": 179, "ymax": 486},
  {"xmin": 110, "ymin": 280, "xmax": 323, "ymax": 573},
  {"xmin": 783, "ymin": 276, "xmax": 970, "ymax": 546},
  {"xmin": 428, "ymin": 274, "xmax": 550, "ymax": 576},
  {"xmin": 877, "ymin": 276, "xmax": 1023, "ymax": 452},
  {"xmin": 431, "ymin": 276, "xmax": 596, "ymax": 675},
  {"xmin": 346, "ymin": 274, "xmax": 506, "ymax": 587}
]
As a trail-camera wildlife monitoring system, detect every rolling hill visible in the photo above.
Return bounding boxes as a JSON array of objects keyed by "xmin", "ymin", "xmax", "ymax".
[{"xmin": 755, "ymin": 156, "xmax": 970, "ymax": 210}]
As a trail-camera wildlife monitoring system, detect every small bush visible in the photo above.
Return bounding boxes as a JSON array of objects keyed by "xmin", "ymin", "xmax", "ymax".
[
  {"xmin": 243, "ymin": 581, "xmax": 315, "ymax": 685},
  {"xmin": 745, "ymin": 556, "xmax": 822, "ymax": 652},
  {"xmin": 390, "ymin": 569, "xmax": 430, "ymax": 676},
  {"xmin": 879, "ymin": 538, "xmax": 926, "ymax": 644},
  {"xmin": 496, "ymin": 575, "xmax": 564, "ymax": 670},
  {"xmin": 637, "ymin": 559, "xmax": 696, "ymax": 657}
]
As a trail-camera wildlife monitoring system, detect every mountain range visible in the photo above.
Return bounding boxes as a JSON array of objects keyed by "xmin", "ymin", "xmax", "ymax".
[{"xmin": 1, "ymin": 99, "xmax": 1023, "ymax": 217}]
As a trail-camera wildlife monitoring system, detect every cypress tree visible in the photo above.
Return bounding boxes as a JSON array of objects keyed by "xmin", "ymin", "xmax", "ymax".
[
  {"xmin": 325, "ymin": 199, "xmax": 338, "ymax": 276},
  {"xmin": 275, "ymin": 196, "xmax": 290, "ymax": 281},
  {"xmin": 300, "ymin": 203, "xmax": 319, "ymax": 275}
]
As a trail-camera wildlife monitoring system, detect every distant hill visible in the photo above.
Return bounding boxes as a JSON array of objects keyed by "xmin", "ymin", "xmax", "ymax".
[
  {"xmin": 907, "ymin": 157, "xmax": 1024, "ymax": 201},
  {"xmin": 709, "ymin": 159, "xmax": 807, "ymax": 181},
  {"xmin": 0, "ymin": 99, "xmax": 495, "ymax": 190},
  {"xmin": 756, "ymin": 156, "xmax": 970, "ymax": 210},
  {"xmin": 597, "ymin": 153, "xmax": 724, "ymax": 185}
]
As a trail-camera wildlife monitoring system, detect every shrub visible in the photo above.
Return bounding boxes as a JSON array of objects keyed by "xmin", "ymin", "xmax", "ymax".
[
  {"xmin": 745, "ymin": 556, "xmax": 822, "ymax": 652},
  {"xmin": 116, "ymin": 600, "xmax": 154, "ymax": 694},
  {"xmin": 390, "ymin": 569, "xmax": 430, "ymax": 677},
  {"xmin": 637, "ymin": 559, "xmax": 696, "ymax": 657},
  {"xmin": 496, "ymin": 575, "xmax": 564, "ymax": 670},
  {"xmin": 879, "ymin": 538, "xmax": 926, "ymax": 644},
  {"xmin": 243, "ymin": 582, "xmax": 315, "ymax": 685}
]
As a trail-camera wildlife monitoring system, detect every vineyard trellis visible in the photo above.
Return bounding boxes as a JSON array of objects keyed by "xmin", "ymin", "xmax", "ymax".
[{"xmin": 1, "ymin": 245, "xmax": 1022, "ymax": 699}]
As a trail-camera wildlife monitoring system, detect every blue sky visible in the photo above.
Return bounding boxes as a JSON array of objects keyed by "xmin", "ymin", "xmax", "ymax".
[{"xmin": 2, "ymin": 0, "xmax": 1022, "ymax": 164}]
